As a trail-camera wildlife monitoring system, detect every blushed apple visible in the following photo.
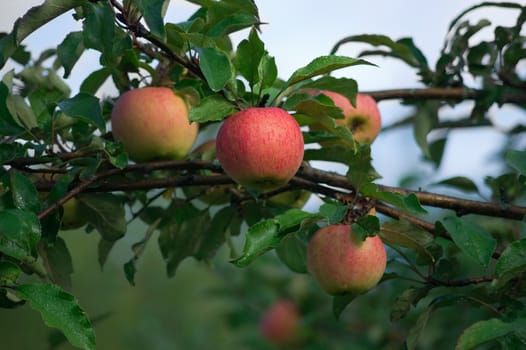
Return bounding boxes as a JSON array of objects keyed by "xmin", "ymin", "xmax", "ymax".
[
  {"xmin": 111, "ymin": 86, "xmax": 198, "ymax": 162},
  {"xmin": 310, "ymin": 90, "xmax": 382, "ymax": 144},
  {"xmin": 216, "ymin": 107, "xmax": 304, "ymax": 191},
  {"xmin": 260, "ymin": 300, "xmax": 303, "ymax": 346},
  {"xmin": 307, "ymin": 224, "xmax": 386, "ymax": 295}
]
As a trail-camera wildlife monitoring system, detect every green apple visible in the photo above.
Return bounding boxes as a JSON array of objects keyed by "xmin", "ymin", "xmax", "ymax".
[
  {"xmin": 307, "ymin": 224, "xmax": 386, "ymax": 295},
  {"xmin": 216, "ymin": 107, "xmax": 304, "ymax": 191},
  {"xmin": 60, "ymin": 197, "xmax": 87, "ymax": 230},
  {"xmin": 268, "ymin": 189, "xmax": 311, "ymax": 209},
  {"xmin": 111, "ymin": 86, "xmax": 198, "ymax": 162}
]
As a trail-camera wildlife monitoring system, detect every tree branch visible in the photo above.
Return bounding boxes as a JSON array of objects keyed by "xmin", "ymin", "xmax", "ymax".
[{"xmin": 365, "ymin": 87, "xmax": 526, "ymax": 105}]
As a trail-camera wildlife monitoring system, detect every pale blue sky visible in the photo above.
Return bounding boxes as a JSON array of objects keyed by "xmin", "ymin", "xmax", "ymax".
[{"xmin": 1, "ymin": 1, "xmax": 523, "ymax": 196}]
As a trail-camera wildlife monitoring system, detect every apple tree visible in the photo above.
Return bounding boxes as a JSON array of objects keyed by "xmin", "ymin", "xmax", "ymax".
[{"xmin": 0, "ymin": 1, "xmax": 525, "ymax": 349}]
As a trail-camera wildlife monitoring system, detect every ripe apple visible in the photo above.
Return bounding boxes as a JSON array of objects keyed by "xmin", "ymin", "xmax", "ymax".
[
  {"xmin": 310, "ymin": 90, "xmax": 382, "ymax": 144},
  {"xmin": 307, "ymin": 224, "xmax": 386, "ymax": 295},
  {"xmin": 260, "ymin": 300, "xmax": 303, "ymax": 346},
  {"xmin": 111, "ymin": 86, "xmax": 198, "ymax": 162},
  {"xmin": 216, "ymin": 107, "xmax": 304, "ymax": 191}
]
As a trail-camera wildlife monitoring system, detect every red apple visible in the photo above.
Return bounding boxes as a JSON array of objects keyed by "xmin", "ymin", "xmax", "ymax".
[
  {"xmin": 260, "ymin": 300, "xmax": 303, "ymax": 346},
  {"xmin": 216, "ymin": 107, "xmax": 304, "ymax": 191},
  {"xmin": 310, "ymin": 91, "xmax": 382, "ymax": 144},
  {"xmin": 307, "ymin": 224, "xmax": 386, "ymax": 295},
  {"xmin": 111, "ymin": 86, "xmax": 198, "ymax": 162}
]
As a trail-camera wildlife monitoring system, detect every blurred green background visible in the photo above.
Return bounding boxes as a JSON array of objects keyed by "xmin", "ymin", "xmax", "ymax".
[{"xmin": 0, "ymin": 216, "xmax": 493, "ymax": 350}]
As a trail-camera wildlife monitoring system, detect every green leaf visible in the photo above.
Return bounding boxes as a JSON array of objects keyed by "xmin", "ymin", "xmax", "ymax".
[
  {"xmin": 0, "ymin": 142, "xmax": 25, "ymax": 165},
  {"xmin": 6, "ymin": 94, "xmax": 38, "ymax": 131},
  {"xmin": 390, "ymin": 286, "xmax": 431, "ymax": 322},
  {"xmin": 232, "ymin": 219, "xmax": 279, "ymax": 267},
  {"xmin": 506, "ymin": 150, "xmax": 526, "ymax": 175},
  {"xmin": 40, "ymin": 237, "xmax": 74, "ymax": 291},
  {"xmin": 0, "ymin": 209, "xmax": 41, "ymax": 262},
  {"xmin": 287, "ymin": 55, "xmax": 374, "ymax": 86},
  {"xmin": 79, "ymin": 68, "xmax": 111, "ymax": 95},
  {"xmin": 97, "ymin": 239, "xmax": 115, "ymax": 270},
  {"xmin": 2, "ymin": 170, "xmax": 42, "ymax": 213},
  {"xmin": 123, "ymin": 260, "xmax": 136, "ymax": 286},
  {"xmin": 0, "ymin": 261, "xmax": 21, "ymax": 284},
  {"xmin": 233, "ymin": 209, "xmax": 318, "ymax": 267},
  {"xmin": 0, "ymin": 82, "xmax": 25, "ymax": 135},
  {"xmin": 276, "ymin": 233, "xmax": 307, "ymax": 273},
  {"xmin": 381, "ymin": 219, "xmax": 436, "ymax": 264},
  {"xmin": 318, "ymin": 203, "xmax": 348, "ymax": 225},
  {"xmin": 345, "ymin": 145, "xmax": 381, "ymax": 190},
  {"xmin": 352, "ymin": 215, "xmax": 380, "ymax": 241},
  {"xmin": 131, "ymin": 0, "xmax": 166, "ymax": 39},
  {"xmin": 362, "ymin": 183, "xmax": 428, "ymax": 215},
  {"xmin": 406, "ymin": 303, "xmax": 434, "ymax": 350},
  {"xmin": 16, "ymin": 283, "xmax": 95, "ymax": 350},
  {"xmin": 198, "ymin": 47, "xmax": 233, "ymax": 91},
  {"xmin": 189, "ymin": 94, "xmax": 238, "ymax": 123},
  {"xmin": 77, "ymin": 193, "xmax": 126, "ymax": 241},
  {"xmin": 235, "ymin": 28, "xmax": 265, "ymax": 87},
  {"xmin": 0, "ymin": 0, "xmax": 84, "ymax": 67},
  {"xmin": 195, "ymin": 206, "xmax": 236, "ymax": 261},
  {"xmin": 332, "ymin": 293, "xmax": 357, "ymax": 319},
  {"xmin": 456, "ymin": 318, "xmax": 526, "ymax": 350},
  {"xmin": 257, "ymin": 53, "xmax": 278, "ymax": 91},
  {"xmin": 431, "ymin": 176, "xmax": 480, "ymax": 194},
  {"xmin": 302, "ymin": 76, "xmax": 358, "ymax": 106},
  {"xmin": 83, "ymin": 1, "xmax": 115, "ymax": 65},
  {"xmin": 494, "ymin": 238, "xmax": 526, "ymax": 287},
  {"xmin": 158, "ymin": 203, "xmax": 212, "ymax": 276},
  {"xmin": 413, "ymin": 102, "xmax": 439, "ymax": 159},
  {"xmin": 57, "ymin": 31, "xmax": 84, "ymax": 79},
  {"xmin": 441, "ymin": 215, "xmax": 496, "ymax": 267},
  {"xmin": 58, "ymin": 93, "xmax": 105, "ymax": 132}
]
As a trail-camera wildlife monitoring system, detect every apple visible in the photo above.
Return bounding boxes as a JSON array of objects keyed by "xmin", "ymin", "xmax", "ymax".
[
  {"xmin": 310, "ymin": 90, "xmax": 382, "ymax": 144},
  {"xmin": 260, "ymin": 300, "xmax": 303, "ymax": 346},
  {"xmin": 216, "ymin": 107, "xmax": 304, "ymax": 191},
  {"xmin": 60, "ymin": 197, "xmax": 86, "ymax": 230},
  {"xmin": 307, "ymin": 224, "xmax": 386, "ymax": 295},
  {"xmin": 111, "ymin": 86, "xmax": 198, "ymax": 162},
  {"xmin": 268, "ymin": 189, "xmax": 311, "ymax": 209}
]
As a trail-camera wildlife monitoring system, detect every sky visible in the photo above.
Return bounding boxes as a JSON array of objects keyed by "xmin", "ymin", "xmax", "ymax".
[{"xmin": 1, "ymin": 0, "xmax": 523, "ymax": 195}]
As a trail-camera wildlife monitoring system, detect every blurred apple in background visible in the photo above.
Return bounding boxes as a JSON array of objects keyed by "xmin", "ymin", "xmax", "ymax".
[{"xmin": 259, "ymin": 299, "xmax": 303, "ymax": 347}]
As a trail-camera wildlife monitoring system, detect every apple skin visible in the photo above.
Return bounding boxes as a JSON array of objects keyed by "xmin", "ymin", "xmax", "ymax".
[
  {"xmin": 60, "ymin": 197, "xmax": 87, "ymax": 230},
  {"xmin": 260, "ymin": 300, "xmax": 303, "ymax": 346},
  {"xmin": 307, "ymin": 224, "xmax": 386, "ymax": 295},
  {"xmin": 311, "ymin": 91, "xmax": 382, "ymax": 144},
  {"xmin": 111, "ymin": 87, "xmax": 198, "ymax": 162},
  {"xmin": 216, "ymin": 107, "xmax": 304, "ymax": 191},
  {"xmin": 268, "ymin": 189, "xmax": 311, "ymax": 209}
]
